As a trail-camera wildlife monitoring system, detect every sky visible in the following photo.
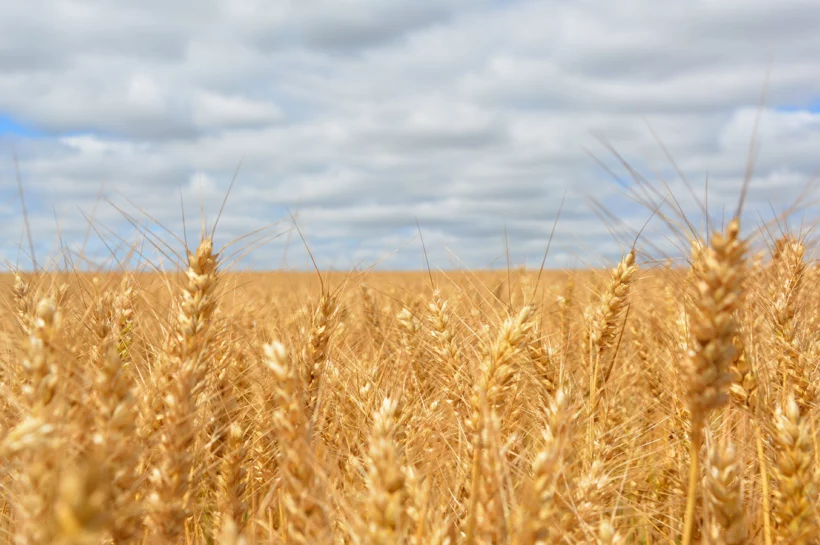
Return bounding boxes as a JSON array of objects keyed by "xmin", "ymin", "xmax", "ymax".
[{"xmin": 1, "ymin": 0, "xmax": 820, "ymax": 272}]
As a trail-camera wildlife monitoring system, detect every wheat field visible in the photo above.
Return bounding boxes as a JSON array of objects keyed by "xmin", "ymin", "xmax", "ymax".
[{"xmin": 0, "ymin": 213, "xmax": 817, "ymax": 544}]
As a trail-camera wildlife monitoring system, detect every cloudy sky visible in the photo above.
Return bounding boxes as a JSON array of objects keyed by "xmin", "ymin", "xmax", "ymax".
[{"xmin": 1, "ymin": 0, "xmax": 819, "ymax": 272}]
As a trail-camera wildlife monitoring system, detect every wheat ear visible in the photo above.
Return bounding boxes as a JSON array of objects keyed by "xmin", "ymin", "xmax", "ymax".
[
  {"xmin": 148, "ymin": 237, "xmax": 220, "ymax": 540},
  {"xmin": 364, "ymin": 397, "xmax": 407, "ymax": 545},
  {"xmin": 706, "ymin": 439, "xmax": 746, "ymax": 544},
  {"xmin": 681, "ymin": 217, "xmax": 747, "ymax": 545},
  {"xmin": 772, "ymin": 395, "xmax": 817, "ymax": 544},
  {"xmin": 266, "ymin": 340, "xmax": 326, "ymax": 544}
]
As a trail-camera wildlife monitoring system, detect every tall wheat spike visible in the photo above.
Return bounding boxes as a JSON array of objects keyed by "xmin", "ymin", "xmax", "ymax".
[
  {"xmin": 148, "ymin": 237, "xmax": 220, "ymax": 540},
  {"xmin": 772, "ymin": 396, "xmax": 817, "ymax": 544},
  {"xmin": 265, "ymin": 340, "xmax": 326, "ymax": 544},
  {"xmin": 681, "ymin": 217, "xmax": 747, "ymax": 545}
]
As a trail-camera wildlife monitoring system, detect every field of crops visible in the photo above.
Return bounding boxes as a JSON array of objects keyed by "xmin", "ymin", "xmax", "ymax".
[{"xmin": 0, "ymin": 218, "xmax": 816, "ymax": 544}]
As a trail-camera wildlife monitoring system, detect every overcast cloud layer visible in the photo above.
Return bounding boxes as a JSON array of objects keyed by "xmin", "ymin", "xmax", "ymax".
[{"xmin": 1, "ymin": 0, "xmax": 819, "ymax": 271}]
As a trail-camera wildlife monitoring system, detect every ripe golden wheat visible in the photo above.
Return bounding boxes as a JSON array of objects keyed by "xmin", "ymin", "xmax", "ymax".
[{"xmin": 0, "ymin": 218, "xmax": 818, "ymax": 544}]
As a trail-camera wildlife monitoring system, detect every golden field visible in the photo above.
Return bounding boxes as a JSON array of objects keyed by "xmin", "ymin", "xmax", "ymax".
[{"xmin": 0, "ymin": 222, "xmax": 817, "ymax": 544}]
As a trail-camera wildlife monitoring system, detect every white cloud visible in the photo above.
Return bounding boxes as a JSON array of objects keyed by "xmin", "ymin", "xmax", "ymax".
[
  {"xmin": 0, "ymin": 0, "xmax": 819, "ymax": 271},
  {"xmin": 193, "ymin": 92, "xmax": 283, "ymax": 129}
]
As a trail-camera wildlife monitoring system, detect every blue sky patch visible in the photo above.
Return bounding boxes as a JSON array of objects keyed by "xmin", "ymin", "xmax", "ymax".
[
  {"xmin": 0, "ymin": 114, "xmax": 44, "ymax": 138},
  {"xmin": 775, "ymin": 101, "xmax": 820, "ymax": 114}
]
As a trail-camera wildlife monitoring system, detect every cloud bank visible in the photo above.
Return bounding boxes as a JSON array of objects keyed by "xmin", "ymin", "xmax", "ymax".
[{"xmin": 1, "ymin": 0, "xmax": 819, "ymax": 271}]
